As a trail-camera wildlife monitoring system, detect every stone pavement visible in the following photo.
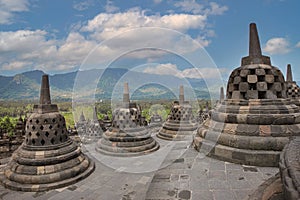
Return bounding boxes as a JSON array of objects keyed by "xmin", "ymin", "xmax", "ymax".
[{"xmin": 0, "ymin": 134, "xmax": 279, "ymax": 200}]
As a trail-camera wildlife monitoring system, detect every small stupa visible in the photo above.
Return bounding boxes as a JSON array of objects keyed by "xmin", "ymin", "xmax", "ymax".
[
  {"xmin": 15, "ymin": 116, "xmax": 25, "ymax": 138},
  {"xmin": 285, "ymin": 64, "xmax": 300, "ymax": 106},
  {"xmin": 149, "ymin": 113, "xmax": 163, "ymax": 128},
  {"xmin": 193, "ymin": 23, "xmax": 300, "ymax": 167},
  {"xmin": 157, "ymin": 85, "xmax": 198, "ymax": 141},
  {"xmin": 96, "ymin": 83, "xmax": 159, "ymax": 156},
  {"xmin": 0, "ymin": 75, "xmax": 95, "ymax": 191}
]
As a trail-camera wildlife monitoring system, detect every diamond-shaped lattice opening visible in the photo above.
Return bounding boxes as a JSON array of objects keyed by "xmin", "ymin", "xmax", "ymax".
[
  {"xmin": 63, "ymin": 123, "xmax": 66, "ymax": 127},
  {"xmin": 28, "ymin": 132, "xmax": 32, "ymax": 136},
  {"xmin": 59, "ymin": 136, "xmax": 63, "ymax": 142},
  {"xmin": 40, "ymin": 125, "xmax": 44, "ymax": 130},
  {"xmin": 35, "ymin": 119, "xmax": 39, "ymax": 124},
  {"xmin": 52, "ymin": 119, "xmax": 56, "ymax": 123},
  {"xmin": 51, "ymin": 138, "xmax": 55, "ymax": 144},
  {"xmin": 45, "ymin": 131, "xmax": 49, "ymax": 137},
  {"xmin": 32, "ymin": 139, "xmax": 35, "ymax": 145},
  {"xmin": 49, "ymin": 125, "xmax": 53, "ymax": 129},
  {"xmin": 32, "ymin": 126, "xmax": 36, "ymax": 130},
  {"xmin": 36, "ymin": 132, "xmax": 40, "ymax": 137},
  {"xmin": 44, "ymin": 119, "xmax": 48, "ymax": 123},
  {"xmin": 41, "ymin": 139, "xmax": 45, "ymax": 145}
]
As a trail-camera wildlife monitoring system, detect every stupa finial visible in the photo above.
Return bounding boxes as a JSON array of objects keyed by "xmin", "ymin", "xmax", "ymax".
[
  {"xmin": 123, "ymin": 82, "xmax": 130, "ymax": 103},
  {"xmin": 241, "ymin": 23, "xmax": 271, "ymax": 65},
  {"xmin": 220, "ymin": 87, "xmax": 225, "ymax": 102},
  {"xmin": 286, "ymin": 64, "xmax": 293, "ymax": 82},
  {"xmin": 249, "ymin": 23, "xmax": 262, "ymax": 57},
  {"xmin": 39, "ymin": 75, "xmax": 51, "ymax": 105},
  {"xmin": 179, "ymin": 85, "xmax": 184, "ymax": 103}
]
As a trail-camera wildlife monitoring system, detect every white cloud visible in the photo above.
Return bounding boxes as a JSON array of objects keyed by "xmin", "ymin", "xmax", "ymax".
[
  {"xmin": 174, "ymin": 0, "xmax": 204, "ymax": 14},
  {"xmin": 144, "ymin": 63, "xmax": 182, "ymax": 77},
  {"xmin": 81, "ymin": 9, "xmax": 207, "ymax": 41},
  {"xmin": 263, "ymin": 37, "xmax": 291, "ymax": 55},
  {"xmin": 73, "ymin": 0, "xmax": 93, "ymax": 11},
  {"xmin": 0, "ymin": 4, "xmax": 228, "ymax": 74},
  {"xmin": 104, "ymin": 0, "xmax": 119, "ymax": 13},
  {"xmin": 296, "ymin": 41, "xmax": 300, "ymax": 48},
  {"xmin": 207, "ymin": 2, "xmax": 228, "ymax": 15},
  {"xmin": 174, "ymin": 1, "xmax": 228, "ymax": 15},
  {"xmin": 143, "ymin": 63, "xmax": 227, "ymax": 79},
  {"xmin": 0, "ymin": 0, "xmax": 29, "ymax": 24},
  {"xmin": 0, "ymin": 30, "xmax": 49, "ymax": 53},
  {"xmin": 1, "ymin": 61, "xmax": 32, "ymax": 70}
]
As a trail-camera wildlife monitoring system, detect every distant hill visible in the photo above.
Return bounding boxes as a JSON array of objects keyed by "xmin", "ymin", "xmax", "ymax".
[{"xmin": 0, "ymin": 68, "xmax": 214, "ymax": 100}]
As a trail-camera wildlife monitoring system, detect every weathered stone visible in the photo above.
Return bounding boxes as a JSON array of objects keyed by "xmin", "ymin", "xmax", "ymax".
[
  {"xmin": 265, "ymin": 74, "xmax": 274, "ymax": 83},
  {"xmin": 256, "ymin": 69, "xmax": 265, "ymax": 76},
  {"xmin": 193, "ymin": 23, "xmax": 300, "ymax": 168},
  {"xmin": 239, "ymin": 82, "xmax": 249, "ymax": 92},
  {"xmin": 272, "ymin": 82, "xmax": 282, "ymax": 92},
  {"xmin": 247, "ymin": 75, "xmax": 258, "ymax": 83},
  {"xmin": 96, "ymin": 83, "xmax": 159, "ymax": 156},
  {"xmin": 0, "ymin": 75, "xmax": 95, "ymax": 192},
  {"xmin": 257, "ymin": 82, "xmax": 267, "ymax": 91},
  {"xmin": 157, "ymin": 86, "xmax": 198, "ymax": 141},
  {"xmin": 232, "ymin": 91, "xmax": 242, "ymax": 99},
  {"xmin": 233, "ymin": 76, "xmax": 242, "ymax": 84},
  {"xmin": 240, "ymin": 69, "xmax": 250, "ymax": 77},
  {"xmin": 246, "ymin": 90, "xmax": 258, "ymax": 99},
  {"xmin": 228, "ymin": 83, "xmax": 235, "ymax": 92}
]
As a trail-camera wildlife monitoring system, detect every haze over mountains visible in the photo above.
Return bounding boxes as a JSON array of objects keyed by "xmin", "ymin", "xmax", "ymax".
[{"xmin": 0, "ymin": 68, "xmax": 214, "ymax": 101}]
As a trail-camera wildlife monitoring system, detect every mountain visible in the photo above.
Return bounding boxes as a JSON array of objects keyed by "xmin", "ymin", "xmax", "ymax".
[{"xmin": 0, "ymin": 69, "xmax": 214, "ymax": 100}]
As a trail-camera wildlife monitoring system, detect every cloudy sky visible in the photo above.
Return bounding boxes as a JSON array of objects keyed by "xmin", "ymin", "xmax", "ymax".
[{"xmin": 0, "ymin": 0, "xmax": 299, "ymax": 82}]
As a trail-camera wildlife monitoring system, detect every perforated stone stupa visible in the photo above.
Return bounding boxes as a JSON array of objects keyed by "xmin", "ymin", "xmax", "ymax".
[
  {"xmin": 157, "ymin": 85, "xmax": 198, "ymax": 141},
  {"xmin": 286, "ymin": 64, "xmax": 300, "ymax": 106},
  {"xmin": 193, "ymin": 23, "xmax": 300, "ymax": 167},
  {"xmin": 0, "ymin": 75, "xmax": 95, "ymax": 192},
  {"xmin": 96, "ymin": 83, "xmax": 159, "ymax": 156}
]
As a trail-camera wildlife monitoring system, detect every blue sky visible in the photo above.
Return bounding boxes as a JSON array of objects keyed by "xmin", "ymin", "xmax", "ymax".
[{"xmin": 0, "ymin": 0, "xmax": 299, "ymax": 82}]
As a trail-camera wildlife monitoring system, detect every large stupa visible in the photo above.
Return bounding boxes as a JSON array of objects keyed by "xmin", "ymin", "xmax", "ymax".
[
  {"xmin": 96, "ymin": 83, "xmax": 159, "ymax": 156},
  {"xmin": 193, "ymin": 23, "xmax": 300, "ymax": 167},
  {"xmin": 157, "ymin": 85, "xmax": 198, "ymax": 141},
  {"xmin": 0, "ymin": 75, "xmax": 95, "ymax": 191}
]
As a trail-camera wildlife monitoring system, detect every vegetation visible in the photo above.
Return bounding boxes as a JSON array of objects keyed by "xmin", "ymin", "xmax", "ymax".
[{"xmin": 0, "ymin": 99, "xmax": 214, "ymax": 131}]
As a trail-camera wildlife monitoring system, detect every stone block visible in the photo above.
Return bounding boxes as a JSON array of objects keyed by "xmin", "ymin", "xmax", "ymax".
[
  {"xmin": 228, "ymin": 83, "xmax": 234, "ymax": 92},
  {"xmin": 240, "ymin": 69, "xmax": 249, "ymax": 77},
  {"xmin": 272, "ymin": 82, "xmax": 282, "ymax": 92},
  {"xmin": 265, "ymin": 75, "xmax": 274, "ymax": 83},
  {"xmin": 256, "ymin": 69, "xmax": 265, "ymax": 76},
  {"xmin": 246, "ymin": 90, "xmax": 258, "ymax": 99},
  {"xmin": 232, "ymin": 91, "xmax": 242, "ymax": 99},
  {"xmin": 247, "ymin": 75, "xmax": 258, "ymax": 83},
  {"xmin": 266, "ymin": 90, "xmax": 277, "ymax": 99},
  {"xmin": 233, "ymin": 76, "xmax": 242, "ymax": 84},
  {"xmin": 239, "ymin": 82, "xmax": 249, "ymax": 92},
  {"xmin": 257, "ymin": 82, "xmax": 267, "ymax": 91}
]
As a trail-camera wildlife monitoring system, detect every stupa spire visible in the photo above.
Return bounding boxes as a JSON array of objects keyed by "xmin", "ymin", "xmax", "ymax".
[
  {"xmin": 249, "ymin": 23, "xmax": 262, "ymax": 57},
  {"xmin": 220, "ymin": 87, "xmax": 225, "ymax": 102},
  {"xmin": 241, "ymin": 23, "xmax": 271, "ymax": 66},
  {"xmin": 123, "ymin": 82, "xmax": 130, "ymax": 103},
  {"xmin": 39, "ymin": 75, "xmax": 51, "ymax": 105},
  {"xmin": 179, "ymin": 85, "xmax": 184, "ymax": 104},
  {"xmin": 286, "ymin": 64, "xmax": 293, "ymax": 82}
]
